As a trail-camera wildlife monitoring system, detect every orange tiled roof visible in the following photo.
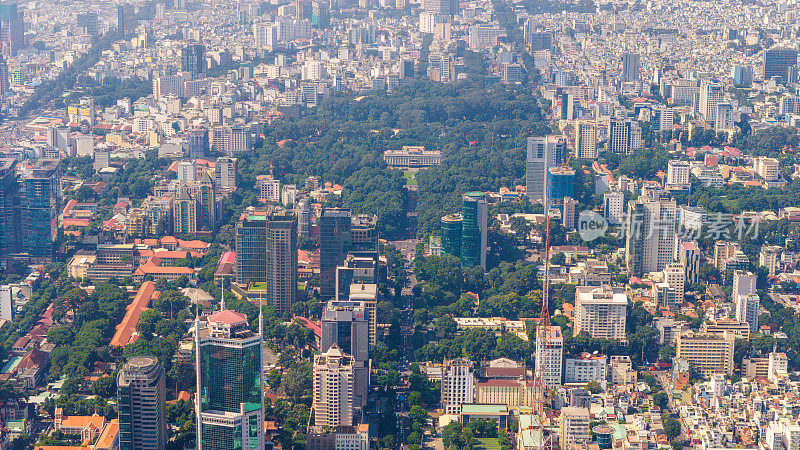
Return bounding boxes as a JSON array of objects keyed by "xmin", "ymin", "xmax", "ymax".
[
  {"xmin": 94, "ymin": 419, "xmax": 119, "ymax": 450},
  {"xmin": 110, "ymin": 281, "xmax": 159, "ymax": 347}
]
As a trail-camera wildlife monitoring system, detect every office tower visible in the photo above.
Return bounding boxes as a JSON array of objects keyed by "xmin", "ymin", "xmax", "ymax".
[
  {"xmin": 76, "ymin": 12, "xmax": 99, "ymax": 35},
  {"xmin": 310, "ymin": 1, "xmax": 329, "ymax": 27},
  {"xmin": 651, "ymin": 104, "xmax": 674, "ymax": 134},
  {"xmin": 350, "ymin": 214, "xmax": 377, "ymax": 252},
  {"xmin": 666, "ymin": 160, "xmax": 690, "ymax": 190},
  {"xmin": 764, "ymin": 48, "xmax": 798, "ymax": 83},
  {"xmin": 527, "ymin": 30, "xmax": 552, "ymax": 52},
  {"xmin": 117, "ymin": 356, "xmax": 167, "ymax": 450},
  {"xmin": 257, "ymin": 176, "xmax": 280, "ymax": 202},
  {"xmin": 93, "ymin": 149, "xmax": 110, "ymax": 172},
  {"xmin": 546, "ymin": 167, "xmax": 575, "ymax": 209},
  {"xmin": 0, "ymin": 159, "xmax": 19, "ymax": 258},
  {"xmin": 760, "ymin": 245, "xmax": 782, "ymax": 278},
  {"xmin": 676, "ymin": 330, "xmax": 735, "ymax": 375},
  {"xmin": 422, "ymin": 0, "xmax": 458, "ymax": 15},
  {"xmin": 715, "ymin": 103, "xmax": 735, "ymax": 132},
  {"xmin": 441, "ymin": 358, "xmax": 474, "ymax": 415},
  {"xmin": 235, "ymin": 213, "xmax": 267, "ymax": 286},
  {"xmin": 534, "ymin": 325, "xmax": 563, "ymax": 388},
  {"xmin": 460, "ymin": 192, "xmax": 488, "ymax": 270},
  {"xmin": 196, "ymin": 174, "xmax": 216, "ymax": 230},
  {"xmin": 426, "ymin": 52, "xmax": 454, "ymax": 83},
  {"xmin": 265, "ymin": 210, "xmax": 298, "ymax": 314},
  {"xmin": 400, "ymin": 59, "xmax": 415, "ymax": 79},
  {"xmin": 574, "ymin": 121, "xmax": 598, "ymax": 159},
  {"xmin": 188, "ymin": 128, "xmax": 209, "ymax": 157},
  {"xmin": 22, "ymin": 159, "xmax": 59, "ymax": 260},
  {"xmin": 732, "ymin": 65, "xmax": 753, "ymax": 87},
  {"xmin": 735, "ymin": 294, "xmax": 760, "ymax": 333},
  {"xmin": 732, "ymin": 270, "xmax": 757, "ymax": 301},
  {"xmin": 117, "ymin": 3, "xmax": 136, "ymax": 39},
  {"xmin": 713, "ymin": 241, "xmax": 740, "ymax": 269},
  {"xmin": 699, "ymin": 81, "xmax": 724, "ymax": 125},
  {"xmin": 555, "ymin": 92, "xmax": 575, "ymax": 120},
  {"xmin": 440, "ymin": 213, "xmax": 462, "ymax": 258},
  {"xmin": 313, "ymin": 345, "xmax": 355, "ymax": 427},
  {"xmin": 621, "ymin": 53, "xmax": 640, "ymax": 83},
  {"xmin": 172, "ymin": 188, "xmax": 198, "ymax": 235},
  {"xmin": 320, "ymin": 208, "xmax": 352, "ymax": 299},
  {"xmin": 625, "ymin": 196, "xmax": 677, "ymax": 276},
  {"xmin": 678, "ymin": 241, "xmax": 701, "ymax": 285},
  {"xmin": 215, "ymin": 157, "xmax": 237, "ymax": 191},
  {"xmin": 608, "ymin": 119, "xmax": 642, "ymax": 155},
  {"xmin": 603, "ymin": 191, "xmax": 624, "ymax": 225},
  {"xmin": 0, "ymin": 3, "xmax": 22, "ymax": 56},
  {"xmin": 321, "ymin": 301, "xmax": 370, "ymax": 407},
  {"xmin": 526, "ymin": 135, "xmax": 566, "ymax": 202},
  {"xmin": 574, "ymin": 285, "xmax": 627, "ymax": 339},
  {"xmin": 181, "ymin": 44, "xmax": 206, "ymax": 79},
  {"xmin": 661, "ymin": 263, "xmax": 685, "ymax": 309},
  {"xmin": 335, "ymin": 254, "xmax": 379, "ymax": 300},
  {"xmin": 296, "ymin": 198, "xmax": 311, "ymax": 237},
  {"xmin": 560, "ymin": 407, "xmax": 591, "ymax": 450},
  {"xmin": 196, "ymin": 310, "xmax": 264, "ymax": 450}
]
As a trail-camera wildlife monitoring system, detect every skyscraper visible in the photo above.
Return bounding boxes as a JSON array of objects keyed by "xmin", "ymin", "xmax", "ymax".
[
  {"xmin": 625, "ymin": 196, "xmax": 677, "ymax": 276},
  {"xmin": 76, "ymin": 12, "xmax": 99, "ymax": 36},
  {"xmin": 699, "ymin": 81, "xmax": 724, "ymax": 125},
  {"xmin": 196, "ymin": 310, "xmax": 263, "ymax": 450},
  {"xmin": 460, "ymin": 192, "xmax": 488, "ymax": 270},
  {"xmin": 0, "ymin": 55, "xmax": 9, "ymax": 98},
  {"xmin": 574, "ymin": 120, "xmax": 598, "ymax": 159},
  {"xmin": 320, "ymin": 208, "xmax": 352, "ymax": 299},
  {"xmin": 440, "ymin": 213, "xmax": 463, "ymax": 258},
  {"xmin": 22, "ymin": 159, "xmax": 59, "ymax": 260},
  {"xmin": 574, "ymin": 285, "xmax": 628, "ymax": 340},
  {"xmin": 215, "ymin": 157, "xmax": 237, "ymax": 191},
  {"xmin": 117, "ymin": 356, "xmax": 167, "ymax": 450},
  {"xmin": 421, "ymin": 0, "xmax": 458, "ymax": 15},
  {"xmin": 526, "ymin": 136, "xmax": 566, "ymax": 202},
  {"xmin": 0, "ymin": 159, "xmax": 20, "ymax": 259},
  {"xmin": 235, "ymin": 213, "xmax": 268, "ymax": 286},
  {"xmin": 735, "ymin": 294, "xmax": 760, "ymax": 333},
  {"xmin": 0, "ymin": 3, "xmax": 23, "ymax": 57},
  {"xmin": 265, "ymin": 210, "xmax": 298, "ymax": 314},
  {"xmin": 321, "ymin": 300, "xmax": 370, "ymax": 407},
  {"xmin": 546, "ymin": 167, "xmax": 575, "ymax": 209},
  {"xmin": 621, "ymin": 53, "xmax": 640, "ymax": 83},
  {"xmin": 181, "ymin": 44, "xmax": 206, "ymax": 79},
  {"xmin": 189, "ymin": 128, "xmax": 209, "ymax": 158},
  {"xmin": 313, "ymin": 345, "xmax": 355, "ymax": 427},
  {"xmin": 117, "ymin": 3, "xmax": 136, "ymax": 39},
  {"xmin": 608, "ymin": 119, "xmax": 642, "ymax": 155},
  {"xmin": 763, "ymin": 48, "xmax": 798, "ymax": 83}
]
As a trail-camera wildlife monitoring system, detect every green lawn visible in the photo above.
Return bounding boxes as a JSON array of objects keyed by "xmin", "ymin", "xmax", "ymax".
[
  {"xmin": 474, "ymin": 438, "xmax": 501, "ymax": 450},
  {"xmin": 403, "ymin": 171, "xmax": 418, "ymax": 186}
]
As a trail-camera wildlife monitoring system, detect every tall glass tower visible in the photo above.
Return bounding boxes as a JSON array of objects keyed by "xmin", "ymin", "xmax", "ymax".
[
  {"xmin": 195, "ymin": 310, "xmax": 264, "ymax": 450},
  {"xmin": 460, "ymin": 192, "xmax": 488, "ymax": 270}
]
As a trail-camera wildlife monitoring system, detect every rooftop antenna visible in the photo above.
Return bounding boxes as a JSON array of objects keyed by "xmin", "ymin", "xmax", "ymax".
[{"xmin": 220, "ymin": 277, "xmax": 226, "ymax": 311}]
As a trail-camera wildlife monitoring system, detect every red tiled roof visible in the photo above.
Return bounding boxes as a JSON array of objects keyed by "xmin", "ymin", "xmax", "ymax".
[
  {"xmin": 110, "ymin": 281, "xmax": 159, "ymax": 347},
  {"xmin": 208, "ymin": 309, "xmax": 247, "ymax": 325}
]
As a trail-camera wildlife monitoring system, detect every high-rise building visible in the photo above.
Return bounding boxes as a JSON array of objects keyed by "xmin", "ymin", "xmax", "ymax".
[
  {"xmin": 320, "ymin": 208, "xmax": 352, "ymax": 299},
  {"xmin": 350, "ymin": 214, "xmax": 377, "ymax": 252},
  {"xmin": 608, "ymin": 119, "xmax": 642, "ymax": 155},
  {"xmin": 265, "ymin": 210, "xmax": 298, "ymax": 314},
  {"xmin": 421, "ymin": 0, "xmax": 458, "ymax": 15},
  {"xmin": 764, "ymin": 48, "xmax": 798, "ymax": 83},
  {"xmin": 732, "ymin": 65, "xmax": 753, "ymax": 87},
  {"xmin": 236, "ymin": 213, "xmax": 267, "ymax": 286},
  {"xmin": 0, "ymin": 55, "xmax": 8, "ymax": 98},
  {"xmin": 675, "ymin": 330, "xmax": 735, "ymax": 375},
  {"xmin": 400, "ymin": 59, "xmax": 415, "ymax": 79},
  {"xmin": 440, "ymin": 213, "xmax": 463, "ymax": 258},
  {"xmin": 196, "ymin": 309, "xmax": 264, "ymax": 450},
  {"xmin": 0, "ymin": 159, "xmax": 19, "ymax": 258},
  {"xmin": 172, "ymin": 188, "xmax": 198, "ymax": 236},
  {"xmin": 189, "ymin": 128, "xmax": 209, "ymax": 158},
  {"xmin": 181, "ymin": 44, "xmax": 206, "ymax": 79},
  {"xmin": 321, "ymin": 300, "xmax": 370, "ymax": 407},
  {"xmin": 603, "ymin": 191, "xmax": 624, "ymax": 225},
  {"xmin": 313, "ymin": 345, "xmax": 355, "ymax": 427},
  {"xmin": 715, "ymin": 103, "xmax": 735, "ymax": 132},
  {"xmin": 574, "ymin": 121, "xmax": 598, "ymax": 159},
  {"xmin": 661, "ymin": 263, "xmax": 685, "ymax": 309},
  {"xmin": 22, "ymin": 159, "xmax": 60, "ymax": 260},
  {"xmin": 754, "ymin": 156, "xmax": 780, "ymax": 182},
  {"xmin": 0, "ymin": 3, "xmax": 23, "ymax": 56},
  {"xmin": 117, "ymin": 356, "xmax": 167, "ymax": 450},
  {"xmin": 215, "ymin": 157, "xmax": 237, "ymax": 191},
  {"xmin": 117, "ymin": 3, "xmax": 136, "ymax": 39},
  {"xmin": 666, "ymin": 160, "xmax": 690, "ymax": 190},
  {"xmin": 460, "ymin": 192, "xmax": 488, "ymax": 270},
  {"xmin": 621, "ymin": 53, "xmax": 640, "ymax": 83},
  {"xmin": 560, "ymin": 407, "xmax": 591, "ymax": 450},
  {"xmin": 735, "ymin": 294, "xmax": 760, "ymax": 333},
  {"xmin": 296, "ymin": 198, "xmax": 311, "ymax": 237},
  {"xmin": 678, "ymin": 241, "xmax": 701, "ymax": 285},
  {"xmin": 574, "ymin": 285, "xmax": 627, "ymax": 340},
  {"xmin": 732, "ymin": 270, "xmax": 757, "ymax": 302},
  {"xmin": 699, "ymin": 81, "xmax": 724, "ymax": 125},
  {"xmin": 760, "ymin": 245, "xmax": 782, "ymax": 277},
  {"xmin": 563, "ymin": 197, "xmax": 577, "ymax": 229},
  {"xmin": 534, "ymin": 325, "xmax": 563, "ymax": 388},
  {"xmin": 713, "ymin": 241, "xmax": 741, "ymax": 269},
  {"xmin": 651, "ymin": 104, "xmax": 674, "ymax": 134},
  {"xmin": 625, "ymin": 196, "xmax": 677, "ymax": 276},
  {"xmin": 526, "ymin": 135, "xmax": 566, "ymax": 202},
  {"xmin": 546, "ymin": 167, "xmax": 575, "ymax": 209},
  {"xmin": 76, "ymin": 12, "xmax": 99, "ymax": 36},
  {"xmin": 441, "ymin": 358, "xmax": 474, "ymax": 415}
]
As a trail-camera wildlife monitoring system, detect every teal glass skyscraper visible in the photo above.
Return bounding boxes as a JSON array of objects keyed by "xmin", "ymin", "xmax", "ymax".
[
  {"xmin": 460, "ymin": 192, "xmax": 488, "ymax": 270},
  {"xmin": 196, "ymin": 310, "xmax": 264, "ymax": 450}
]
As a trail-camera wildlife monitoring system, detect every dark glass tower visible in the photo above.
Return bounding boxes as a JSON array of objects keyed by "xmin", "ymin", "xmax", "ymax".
[
  {"xmin": 22, "ymin": 159, "xmax": 59, "ymax": 260},
  {"xmin": 320, "ymin": 208, "xmax": 351, "ymax": 299},
  {"xmin": 118, "ymin": 356, "xmax": 167, "ymax": 450}
]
